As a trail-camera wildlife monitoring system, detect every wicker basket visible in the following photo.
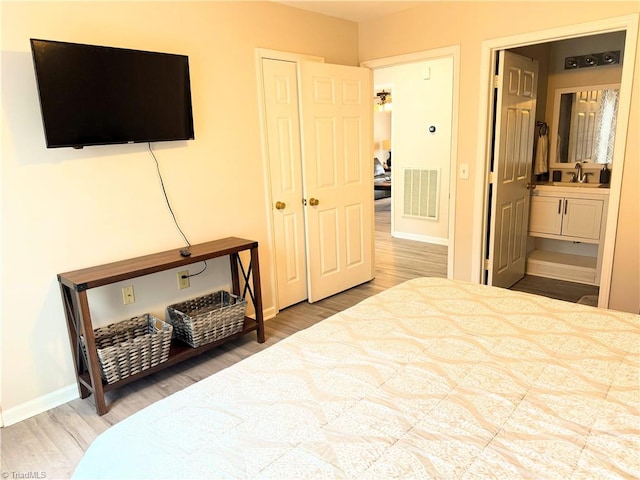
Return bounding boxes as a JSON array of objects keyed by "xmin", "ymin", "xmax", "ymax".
[
  {"xmin": 80, "ymin": 314, "xmax": 173, "ymax": 384},
  {"xmin": 166, "ymin": 291, "xmax": 247, "ymax": 348}
]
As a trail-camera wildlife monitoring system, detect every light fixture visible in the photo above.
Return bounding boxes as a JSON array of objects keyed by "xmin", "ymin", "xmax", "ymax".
[
  {"xmin": 565, "ymin": 57, "xmax": 579, "ymax": 69},
  {"xmin": 564, "ymin": 51, "xmax": 620, "ymax": 70},
  {"xmin": 375, "ymin": 90, "xmax": 392, "ymax": 112},
  {"xmin": 584, "ymin": 55, "xmax": 598, "ymax": 66}
]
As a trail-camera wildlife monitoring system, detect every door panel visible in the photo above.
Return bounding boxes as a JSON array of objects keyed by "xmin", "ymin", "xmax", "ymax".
[
  {"xmin": 488, "ymin": 51, "xmax": 538, "ymax": 288},
  {"xmin": 299, "ymin": 62, "xmax": 374, "ymax": 302},
  {"xmin": 513, "ymin": 197, "xmax": 526, "ymax": 262},
  {"xmin": 282, "ymin": 214, "xmax": 303, "ymax": 280},
  {"xmin": 318, "ymin": 208, "xmax": 339, "ymax": 275},
  {"xmin": 345, "ymin": 203, "xmax": 364, "ymax": 267},
  {"xmin": 314, "ymin": 118, "xmax": 337, "ymax": 188},
  {"xmin": 344, "ymin": 117, "xmax": 363, "ymax": 184},
  {"xmin": 262, "ymin": 59, "xmax": 308, "ymax": 308},
  {"xmin": 498, "ymin": 204, "xmax": 512, "ymax": 272}
]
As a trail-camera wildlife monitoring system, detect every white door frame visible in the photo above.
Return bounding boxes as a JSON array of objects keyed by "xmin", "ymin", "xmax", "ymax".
[
  {"xmin": 255, "ymin": 48, "xmax": 324, "ymax": 316},
  {"xmin": 362, "ymin": 45, "xmax": 460, "ymax": 280},
  {"xmin": 472, "ymin": 14, "xmax": 639, "ymax": 307}
]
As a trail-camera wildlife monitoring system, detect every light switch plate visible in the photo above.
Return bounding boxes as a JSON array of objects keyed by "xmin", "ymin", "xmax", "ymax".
[{"xmin": 459, "ymin": 163, "xmax": 469, "ymax": 180}]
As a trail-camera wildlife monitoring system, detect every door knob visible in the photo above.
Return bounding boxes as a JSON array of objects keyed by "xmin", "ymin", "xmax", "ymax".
[
  {"xmin": 275, "ymin": 201, "xmax": 286, "ymax": 210},
  {"xmin": 309, "ymin": 198, "xmax": 320, "ymax": 206},
  {"xmin": 526, "ymin": 182, "xmax": 536, "ymax": 190}
]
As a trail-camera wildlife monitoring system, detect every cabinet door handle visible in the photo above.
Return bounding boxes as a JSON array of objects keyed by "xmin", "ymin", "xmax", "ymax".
[
  {"xmin": 564, "ymin": 199, "xmax": 568, "ymax": 215},
  {"xmin": 558, "ymin": 199, "xmax": 562, "ymax": 214}
]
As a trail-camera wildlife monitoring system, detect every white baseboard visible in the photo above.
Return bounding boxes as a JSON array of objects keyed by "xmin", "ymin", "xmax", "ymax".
[
  {"xmin": 2, "ymin": 384, "xmax": 79, "ymax": 427},
  {"xmin": 392, "ymin": 231, "xmax": 449, "ymax": 246},
  {"xmin": 262, "ymin": 305, "xmax": 277, "ymax": 321}
]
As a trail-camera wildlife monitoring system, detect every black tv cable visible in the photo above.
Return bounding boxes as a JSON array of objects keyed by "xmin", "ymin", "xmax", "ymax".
[{"xmin": 148, "ymin": 142, "xmax": 207, "ymax": 278}]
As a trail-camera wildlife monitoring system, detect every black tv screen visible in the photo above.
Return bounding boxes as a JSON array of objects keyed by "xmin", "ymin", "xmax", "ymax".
[{"xmin": 30, "ymin": 39, "xmax": 195, "ymax": 149}]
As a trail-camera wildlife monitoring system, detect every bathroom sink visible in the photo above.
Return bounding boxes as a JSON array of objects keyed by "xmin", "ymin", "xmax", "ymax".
[{"xmin": 549, "ymin": 182, "xmax": 607, "ymax": 188}]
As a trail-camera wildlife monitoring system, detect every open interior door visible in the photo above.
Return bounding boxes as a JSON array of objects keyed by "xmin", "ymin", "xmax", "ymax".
[
  {"xmin": 299, "ymin": 62, "xmax": 374, "ymax": 302},
  {"xmin": 487, "ymin": 51, "xmax": 538, "ymax": 288}
]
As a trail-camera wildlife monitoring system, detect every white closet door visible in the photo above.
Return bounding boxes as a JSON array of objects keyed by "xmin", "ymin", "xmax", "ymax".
[
  {"xmin": 262, "ymin": 58, "xmax": 308, "ymax": 308},
  {"xmin": 298, "ymin": 61, "xmax": 374, "ymax": 302}
]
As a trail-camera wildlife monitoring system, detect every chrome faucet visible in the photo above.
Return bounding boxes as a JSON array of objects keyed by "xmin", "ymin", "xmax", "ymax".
[
  {"xmin": 574, "ymin": 162, "xmax": 592, "ymax": 183},
  {"xmin": 567, "ymin": 162, "xmax": 592, "ymax": 183}
]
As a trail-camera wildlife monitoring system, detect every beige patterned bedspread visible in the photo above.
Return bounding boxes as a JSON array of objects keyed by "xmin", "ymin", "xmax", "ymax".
[{"xmin": 73, "ymin": 278, "xmax": 640, "ymax": 479}]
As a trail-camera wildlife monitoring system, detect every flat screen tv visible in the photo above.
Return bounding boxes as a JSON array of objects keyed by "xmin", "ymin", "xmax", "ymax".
[{"xmin": 30, "ymin": 39, "xmax": 195, "ymax": 149}]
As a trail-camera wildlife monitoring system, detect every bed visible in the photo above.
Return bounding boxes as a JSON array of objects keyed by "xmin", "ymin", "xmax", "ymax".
[{"xmin": 73, "ymin": 278, "xmax": 639, "ymax": 479}]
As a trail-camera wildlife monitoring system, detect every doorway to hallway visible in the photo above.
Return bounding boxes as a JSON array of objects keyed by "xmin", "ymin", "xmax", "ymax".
[{"xmin": 364, "ymin": 46, "xmax": 460, "ymax": 281}]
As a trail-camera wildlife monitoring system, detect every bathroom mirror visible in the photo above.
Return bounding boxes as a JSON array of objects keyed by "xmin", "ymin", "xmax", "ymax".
[{"xmin": 550, "ymin": 83, "xmax": 620, "ymax": 166}]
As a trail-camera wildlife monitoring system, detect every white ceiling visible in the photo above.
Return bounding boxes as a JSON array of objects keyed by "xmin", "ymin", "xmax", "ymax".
[{"xmin": 274, "ymin": 1, "xmax": 420, "ymax": 23}]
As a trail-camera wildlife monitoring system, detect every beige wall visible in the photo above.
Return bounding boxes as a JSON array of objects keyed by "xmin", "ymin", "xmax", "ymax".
[
  {"xmin": 612, "ymin": 37, "xmax": 640, "ymax": 312},
  {"xmin": 374, "ymin": 59, "xmax": 454, "ymax": 243},
  {"xmin": 2, "ymin": 0, "xmax": 638, "ymax": 425},
  {"xmin": 359, "ymin": 1, "xmax": 640, "ymax": 313},
  {"xmin": 1, "ymin": 1, "xmax": 358, "ymax": 423}
]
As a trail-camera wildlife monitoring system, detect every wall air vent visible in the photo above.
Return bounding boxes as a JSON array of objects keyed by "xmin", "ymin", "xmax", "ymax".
[{"xmin": 403, "ymin": 168, "xmax": 439, "ymax": 220}]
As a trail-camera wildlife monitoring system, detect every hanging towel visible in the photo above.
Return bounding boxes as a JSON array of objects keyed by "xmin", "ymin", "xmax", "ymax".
[{"xmin": 533, "ymin": 130, "xmax": 548, "ymax": 175}]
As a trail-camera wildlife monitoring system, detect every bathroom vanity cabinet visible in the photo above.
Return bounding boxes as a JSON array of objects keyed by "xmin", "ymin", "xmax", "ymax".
[
  {"xmin": 529, "ymin": 195, "xmax": 604, "ymax": 240},
  {"xmin": 526, "ymin": 184, "xmax": 609, "ymax": 285}
]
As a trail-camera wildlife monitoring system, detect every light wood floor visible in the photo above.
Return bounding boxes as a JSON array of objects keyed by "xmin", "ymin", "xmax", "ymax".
[
  {"xmin": 1, "ymin": 197, "xmax": 447, "ymax": 479},
  {"xmin": 0, "ymin": 197, "xmax": 597, "ymax": 478}
]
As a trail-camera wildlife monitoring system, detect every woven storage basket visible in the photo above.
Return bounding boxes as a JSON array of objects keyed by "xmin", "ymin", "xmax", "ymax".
[
  {"xmin": 81, "ymin": 314, "xmax": 172, "ymax": 384},
  {"xmin": 166, "ymin": 291, "xmax": 247, "ymax": 348}
]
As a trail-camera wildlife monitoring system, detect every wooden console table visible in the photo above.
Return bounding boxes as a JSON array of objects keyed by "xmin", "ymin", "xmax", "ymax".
[{"xmin": 58, "ymin": 237, "xmax": 264, "ymax": 415}]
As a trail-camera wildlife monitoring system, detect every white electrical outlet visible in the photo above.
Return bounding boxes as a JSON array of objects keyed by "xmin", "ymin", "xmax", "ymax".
[
  {"xmin": 122, "ymin": 286, "xmax": 135, "ymax": 304},
  {"xmin": 178, "ymin": 270, "xmax": 190, "ymax": 289}
]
